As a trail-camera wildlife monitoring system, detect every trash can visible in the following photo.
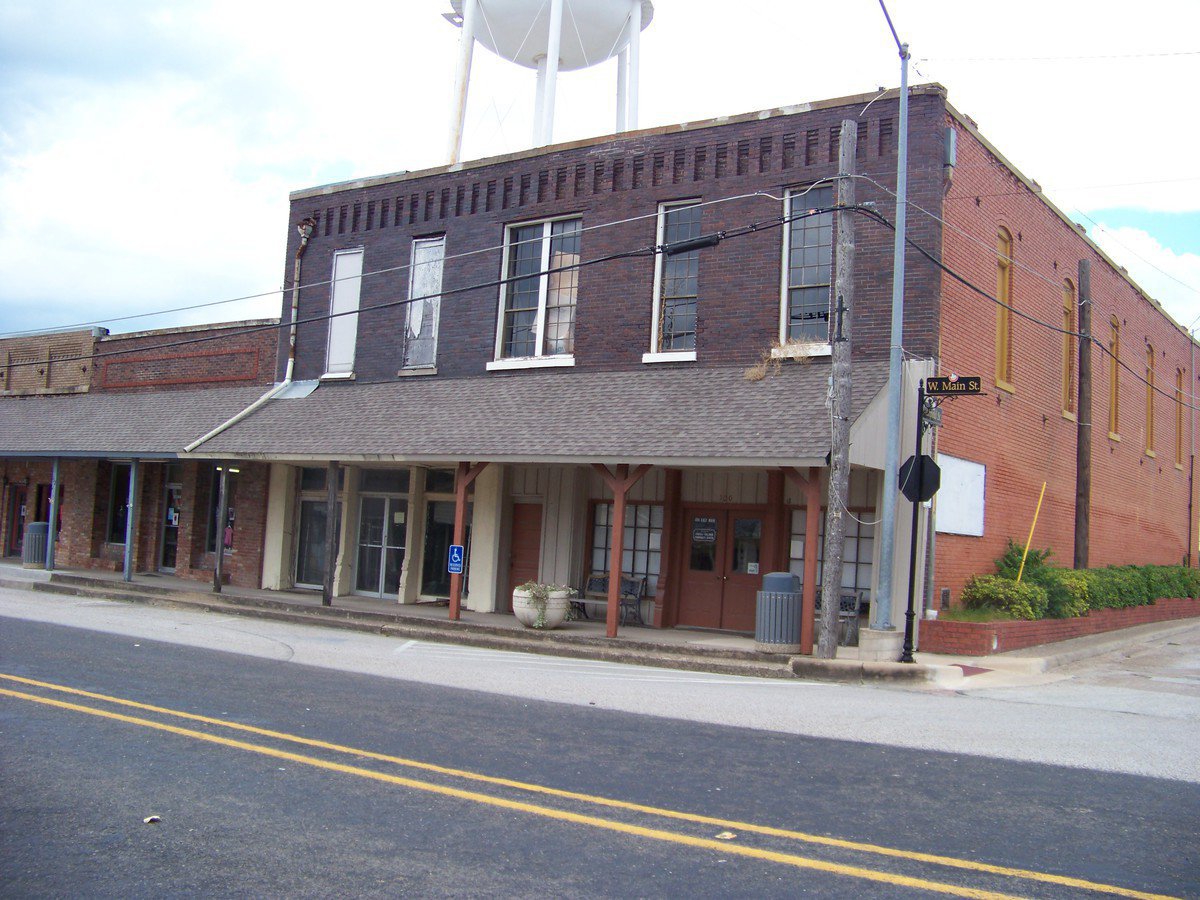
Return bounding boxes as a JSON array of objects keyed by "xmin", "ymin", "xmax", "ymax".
[
  {"xmin": 755, "ymin": 571, "xmax": 802, "ymax": 653},
  {"xmin": 22, "ymin": 521, "xmax": 48, "ymax": 569}
]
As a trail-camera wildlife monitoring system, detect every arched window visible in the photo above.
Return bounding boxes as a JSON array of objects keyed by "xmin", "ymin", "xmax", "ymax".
[
  {"xmin": 1108, "ymin": 317, "xmax": 1120, "ymax": 437},
  {"xmin": 1176, "ymin": 368, "xmax": 1185, "ymax": 467},
  {"xmin": 1145, "ymin": 344, "xmax": 1156, "ymax": 454},
  {"xmin": 1061, "ymin": 279, "xmax": 1076, "ymax": 414},
  {"xmin": 995, "ymin": 227, "xmax": 1014, "ymax": 387}
]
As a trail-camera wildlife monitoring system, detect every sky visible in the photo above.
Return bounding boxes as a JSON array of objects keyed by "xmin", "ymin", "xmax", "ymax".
[{"xmin": 1, "ymin": 0, "xmax": 1198, "ymax": 338}]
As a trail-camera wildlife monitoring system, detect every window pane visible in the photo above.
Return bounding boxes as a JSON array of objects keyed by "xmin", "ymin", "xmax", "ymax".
[
  {"xmin": 658, "ymin": 204, "xmax": 701, "ymax": 351},
  {"xmin": 786, "ymin": 186, "xmax": 833, "ymax": 343}
]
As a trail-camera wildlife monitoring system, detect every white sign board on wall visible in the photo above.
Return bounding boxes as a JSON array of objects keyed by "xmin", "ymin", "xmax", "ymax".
[{"xmin": 935, "ymin": 454, "xmax": 986, "ymax": 537}]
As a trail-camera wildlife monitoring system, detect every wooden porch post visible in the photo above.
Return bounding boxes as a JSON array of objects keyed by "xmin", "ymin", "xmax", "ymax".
[
  {"xmin": 321, "ymin": 461, "xmax": 339, "ymax": 606},
  {"xmin": 592, "ymin": 463, "xmax": 651, "ymax": 638},
  {"xmin": 449, "ymin": 461, "xmax": 489, "ymax": 621},
  {"xmin": 783, "ymin": 466, "xmax": 822, "ymax": 656}
]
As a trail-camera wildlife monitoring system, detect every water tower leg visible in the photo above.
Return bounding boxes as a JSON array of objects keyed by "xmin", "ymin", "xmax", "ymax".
[
  {"xmin": 536, "ymin": 0, "xmax": 564, "ymax": 146},
  {"xmin": 627, "ymin": 0, "xmax": 642, "ymax": 130},
  {"xmin": 447, "ymin": 0, "xmax": 478, "ymax": 165},
  {"xmin": 616, "ymin": 47, "xmax": 628, "ymax": 132},
  {"xmin": 533, "ymin": 55, "xmax": 547, "ymax": 145}
]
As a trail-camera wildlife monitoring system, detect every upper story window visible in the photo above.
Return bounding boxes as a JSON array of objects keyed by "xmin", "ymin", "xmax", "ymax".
[
  {"xmin": 1145, "ymin": 343, "xmax": 1156, "ymax": 455},
  {"xmin": 1176, "ymin": 368, "xmax": 1185, "ymax": 467},
  {"xmin": 402, "ymin": 237, "xmax": 445, "ymax": 370},
  {"xmin": 488, "ymin": 217, "xmax": 580, "ymax": 371},
  {"xmin": 1061, "ymin": 278, "xmax": 1076, "ymax": 415},
  {"xmin": 781, "ymin": 185, "xmax": 834, "ymax": 346},
  {"xmin": 645, "ymin": 201, "xmax": 701, "ymax": 362},
  {"xmin": 324, "ymin": 248, "xmax": 364, "ymax": 378},
  {"xmin": 1108, "ymin": 316, "xmax": 1121, "ymax": 437},
  {"xmin": 995, "ymin": 227, "xmax": 1014, "ymax": 390}
]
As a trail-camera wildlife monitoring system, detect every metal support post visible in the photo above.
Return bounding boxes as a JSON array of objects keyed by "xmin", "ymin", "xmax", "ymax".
[
  {"xmin": 123, "ymin": 459, "xmax": 140, "ymax": 583},
  {"xmin": 900, "ymin": 383, "xmax": 926, "ymax": 663},
  {"xmin": 45, "ymin": 458, "xmax": 60, "ymax": 571}
]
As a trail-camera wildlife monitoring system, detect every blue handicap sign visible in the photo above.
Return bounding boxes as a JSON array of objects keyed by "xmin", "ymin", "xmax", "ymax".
[{"xmin": 447, "ymin": 544, "xmax": 465, "ymax": 575}]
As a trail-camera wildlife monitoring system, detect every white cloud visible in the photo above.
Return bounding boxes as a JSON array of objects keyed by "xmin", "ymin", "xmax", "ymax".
[{"xmin": 1088, "ymin": 225, "xmax": 1200, "ymax": 329}]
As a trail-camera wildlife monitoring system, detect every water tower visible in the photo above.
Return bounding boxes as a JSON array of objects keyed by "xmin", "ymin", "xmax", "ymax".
[{"xmin": 444, "ymin": 0, "xmax": 654, "ymax": 164}]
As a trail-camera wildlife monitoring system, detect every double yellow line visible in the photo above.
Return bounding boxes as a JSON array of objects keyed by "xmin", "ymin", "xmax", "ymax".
[{"xmin": 0, "ymin": 673, "xmax": 1175, "ymax": 900}]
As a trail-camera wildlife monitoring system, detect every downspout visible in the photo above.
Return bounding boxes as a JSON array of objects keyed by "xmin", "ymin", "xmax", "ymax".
[{"xmin": 185, "ymin": 218, "xmax": 316, "ymax": 453}]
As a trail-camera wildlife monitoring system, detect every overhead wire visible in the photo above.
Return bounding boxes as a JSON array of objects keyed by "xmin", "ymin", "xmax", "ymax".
[{"xmin": 4, "ymin": 191, "xmax": 1195, "ymax": 414}]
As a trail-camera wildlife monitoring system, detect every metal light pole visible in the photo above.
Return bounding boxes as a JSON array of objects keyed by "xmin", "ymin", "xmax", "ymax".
[{"xmin": 872, "ymin": 35, "xmax": 911, "ymax": 633}]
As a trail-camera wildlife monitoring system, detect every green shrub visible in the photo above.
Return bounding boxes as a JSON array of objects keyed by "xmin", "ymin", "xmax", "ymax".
[
  {"xmin": 994, "ymin": 538, "xmax": 1052, "ymax": 580},
  {"xmin": 1031, "ymin": 568, "xmax": 1090, "ymax": 618},
  {"xmin": 961, "ymin": 574, "xmax": 1049, "ymax": 620}
]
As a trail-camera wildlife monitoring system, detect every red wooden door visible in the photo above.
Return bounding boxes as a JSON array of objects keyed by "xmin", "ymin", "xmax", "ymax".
[
  {"xmin": 720, "ymin": 514, "xmax": 764, "ymax": 632},
  {"xmin": 677, "ymin": 509, "xmax": 725, "ymax": 629},
  {"xmin": 506, "ymin": 503, "xmax": 543, "ymax": 605},
  {"xmin": 676, "ymin": 508, "xmax": 765, "ymax": 633}
]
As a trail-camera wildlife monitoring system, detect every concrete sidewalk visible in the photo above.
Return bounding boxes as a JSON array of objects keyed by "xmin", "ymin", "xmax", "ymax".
[{"xmin": 2, "ymin": 561, "xmax": 1195, "ymax": 688}]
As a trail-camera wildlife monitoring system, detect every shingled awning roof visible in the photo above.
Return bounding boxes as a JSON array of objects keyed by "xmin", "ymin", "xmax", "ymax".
[
  {"xmin": 195, "ymin": 363, "xmax": 889, "ymax": 467},
  {"xmin": 0, "ymin": 385, "xmax": 271, "ymax": 457}
]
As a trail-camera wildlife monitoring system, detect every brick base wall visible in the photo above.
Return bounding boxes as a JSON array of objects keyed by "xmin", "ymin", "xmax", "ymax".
[{"xmin": 918, "ymin": 597, "xmax": 1200, "ymax": 655}]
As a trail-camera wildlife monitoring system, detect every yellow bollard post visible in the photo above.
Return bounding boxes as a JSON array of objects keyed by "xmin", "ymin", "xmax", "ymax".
[{"xmin": 1017, "ymin": 482, "xmax": 1048, "ymax": 583}]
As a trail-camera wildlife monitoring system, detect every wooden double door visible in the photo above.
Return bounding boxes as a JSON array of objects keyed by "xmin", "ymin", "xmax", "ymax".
[{"xmin": 676, "ymin": 507, "xmax": 765, "ymax": 633}]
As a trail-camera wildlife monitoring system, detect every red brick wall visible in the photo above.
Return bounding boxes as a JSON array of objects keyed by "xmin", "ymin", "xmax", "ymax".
[
  {"xmin": 935, "ymin": 116, "xmax": 1197, "ymax": 606},
  {"xmin": 918, "ymin": 597, "xmax": 1200, "ymax": 654},
  {"xmin": 183, "ymin": 461, "xmax": 269, "ymax": 588},
  {"xmin": 95, "ymin": 323, "xmax": 277, "ymax": 392}
]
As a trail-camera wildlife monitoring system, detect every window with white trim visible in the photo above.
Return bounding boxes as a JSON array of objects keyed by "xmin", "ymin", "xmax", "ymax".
[
  {"xmin": 492, "ymin": 217, "xmax": 580, "ymax": 366},
  {"xmin": 325, "ymin": 248, "xmax": 363, "ymax": 377},
  {"xmin": 788, "ymin": 509, "xmax": 873, "ymax": 604},
  {"xmin": 649, "ymin": 201, "xmax": 701, "ymax": 356},
  {"xmin": 782, "ymin": 185, "xmax": 834, "ymax": 343},
  {"xmin": 590, "ymin": 503, "xmax": 663, "ymax": 597},
  {"xmin": 402, "ymin": 237, "xmax": 444, "ymax": 369}
]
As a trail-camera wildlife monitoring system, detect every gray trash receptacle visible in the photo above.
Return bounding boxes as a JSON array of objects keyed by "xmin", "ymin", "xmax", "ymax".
[
  {"xmin": 22, "ymin": 521, "xmax": 48, "ymax": 569},
  {"xmin": 755, "ymin": 571, "xmax": 802, "ymax": 653}
]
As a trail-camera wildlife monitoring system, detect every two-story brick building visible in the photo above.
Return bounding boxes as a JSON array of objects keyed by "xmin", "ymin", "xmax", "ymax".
[{"xmin": 176, "ymin": 82, "xmax": 1197, "ymax": 651}]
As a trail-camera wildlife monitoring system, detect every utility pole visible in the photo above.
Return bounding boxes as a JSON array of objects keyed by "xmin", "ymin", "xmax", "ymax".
[
  {"xmin": 872, "ymin": 39, "xmax": 911, "ymax": 635},
  {"xmin": 818, "ymin": 119, "xmax": 858, "ymax": 659},
  {"xmin": 1074, "ymin": 260, "xmax": 1092, "ymax": 569}
]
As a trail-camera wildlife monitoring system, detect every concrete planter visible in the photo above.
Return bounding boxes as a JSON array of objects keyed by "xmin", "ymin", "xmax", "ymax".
[{"xmin": 512, "ymin": 588, "xmax": 572, "ymax": 630}]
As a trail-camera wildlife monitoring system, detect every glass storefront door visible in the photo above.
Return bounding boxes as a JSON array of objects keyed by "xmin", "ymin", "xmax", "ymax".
[
  {"xmin": 421, "ymin": 500, "xmax": 471, "ymax": 598},
  {"xmin": 356, "ymin": 496, "xmax": 407, "ymax": 597},
  {"xmin": 295, "ymin": 499, "xmax": 341, "ymax": 589}
]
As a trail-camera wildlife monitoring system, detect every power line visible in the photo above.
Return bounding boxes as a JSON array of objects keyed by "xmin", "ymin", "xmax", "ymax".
[
  {"xmin": 919, "ymin": 49, "xmax": 1200, "ymax": 63},
  {"xmin": 1070, "ymin": 209, "xmax": 1200, "ymax": 297},
  {"xmin": 6, "ymin": 200, "xmax": 1195, "ymax": 415},
  {"xmin": 0, "ymin": 189, "xmax": 804, "ymax": 340}
]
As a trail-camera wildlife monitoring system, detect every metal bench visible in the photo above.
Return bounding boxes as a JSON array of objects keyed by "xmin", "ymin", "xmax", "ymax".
[{"xmin": 575, "ymin": 572, "xmax": 647, "ymax": 625}]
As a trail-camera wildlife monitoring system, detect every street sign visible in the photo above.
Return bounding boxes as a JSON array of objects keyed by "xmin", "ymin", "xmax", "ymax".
[
  {"xmin": 925, "ymin": 375, "xmax": 981, "ymax": 396},
  {"xmin": 899, "ymin": 454, "xmax": 941, "ymax": 503},
  {"xmin": 447, "ymin": 544, "xmax": 465, "ymax": 575}
]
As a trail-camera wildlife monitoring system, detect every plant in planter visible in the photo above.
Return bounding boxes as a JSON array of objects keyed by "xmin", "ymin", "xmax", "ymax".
[{"xmin": 512, "ymin": 581, "xmax": 576, "ymax": 630}]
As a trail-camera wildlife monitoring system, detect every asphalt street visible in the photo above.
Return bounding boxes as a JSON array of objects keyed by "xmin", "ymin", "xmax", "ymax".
[{"xmin": 1, "ymin": 593, "xmax": 1197, "ymax": 898}]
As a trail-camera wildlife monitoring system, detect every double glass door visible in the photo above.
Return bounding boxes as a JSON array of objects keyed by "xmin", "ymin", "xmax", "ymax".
[{"xmin": 356, "ymin": 496, "xmax": 406, "ymax": 597}]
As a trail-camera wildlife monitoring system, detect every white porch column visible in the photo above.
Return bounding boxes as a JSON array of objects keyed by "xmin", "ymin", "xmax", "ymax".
[
  {"xmin": 399, "ymin": 468, "xmax": 426, "ymax": 604},
  {"xmin": 464, "ymin": 464, "xmax": 505, "ymax": 612},
  {"xmin": 261, "ymin": 463, "xmax": 296, "ymax": 590},
  {"xmin": 333, "ymin": 465, "xmax": 359, "ymax": 596}
]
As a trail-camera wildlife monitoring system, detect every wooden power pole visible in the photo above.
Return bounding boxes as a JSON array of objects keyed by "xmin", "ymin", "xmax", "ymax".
[{"xmin": 818, "ymin": 119, "xmax": 857, "ymax": 659}]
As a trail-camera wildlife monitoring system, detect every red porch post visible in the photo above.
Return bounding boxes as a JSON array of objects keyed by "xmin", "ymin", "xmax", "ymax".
[
  {"xmin": 783, "ymin": 466, "xmax": 822, "ymax": 656},
  {"xmin": 449, "ymin": 460, "xmax": 489, "ymax": 621},
  {"xmin": 592, "ymin": 463, "xmax": 651, "ymax": 638}
]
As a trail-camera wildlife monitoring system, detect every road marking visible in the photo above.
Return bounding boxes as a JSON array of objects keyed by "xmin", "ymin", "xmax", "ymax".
[
  {"xmin": 0, "ymin": 672, "xmax": 1177, "ymax": 900},
  {"xmin": 0, "ymin": 685, "xmax": 1018, "ymax": 899}
]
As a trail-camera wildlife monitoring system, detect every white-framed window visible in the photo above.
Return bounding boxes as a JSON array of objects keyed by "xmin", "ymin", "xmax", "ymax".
[
  {"xmin": 590, "ymin": 503, "xmax": 663, "ymax": 597},
  {"xmin": 402, "ymin": 237, "xmax": 444, "ymax": 370},
  {"xmin": 488, "ymin": 217, "xmax": 580, "ymax": 371},
  {"xmin": 788, "ymin": 508, "xmax": 873, "ymax": 604},
  {"xmin": 645, "ymin": 201, "xmax": 701, "ymax": 363},
  {"xmin": 780, "ymin": 185, "xmax": 834, "ymax": 346},
  {"xmin": 324, "ymin": 247, "xmax": 364, "ymax": 378}
]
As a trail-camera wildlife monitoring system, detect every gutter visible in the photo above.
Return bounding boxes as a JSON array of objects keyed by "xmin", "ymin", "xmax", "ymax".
[{"xmin": 184, "ymin": 218, "xmax": 316, "ymax": 453}]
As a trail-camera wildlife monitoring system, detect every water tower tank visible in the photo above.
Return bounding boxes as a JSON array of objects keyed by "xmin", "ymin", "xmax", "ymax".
[
  {"xmin": 449, "ymin": 0, "xmax": 653, "ymax": 70},
  {"xmin": 445, "ymin": 0, "xmax": 655, "ymax": 162}
]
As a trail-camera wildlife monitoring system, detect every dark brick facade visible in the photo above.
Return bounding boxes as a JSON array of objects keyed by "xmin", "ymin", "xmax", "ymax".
[{"xmin": 279, "ymin": 88, "xmax": 949, "ymax": 383}]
